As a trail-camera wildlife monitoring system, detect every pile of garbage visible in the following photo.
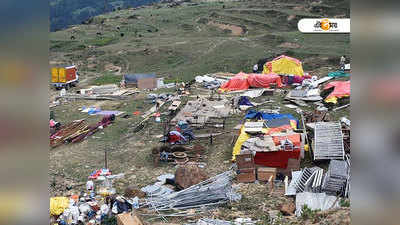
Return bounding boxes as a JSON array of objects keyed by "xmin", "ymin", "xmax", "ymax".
[
  {"xmin": 195, "ymin": 75, "xmax": 226, "ymax": 89},
  {"xmin": 50, "ymin": 169, "xmax": 127, "ymax": 225}
]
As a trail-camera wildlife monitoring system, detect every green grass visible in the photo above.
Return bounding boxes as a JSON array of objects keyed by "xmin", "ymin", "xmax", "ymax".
[{"xmin": 91, "ymin": 74, "xmax": 122, "ymax": 85}]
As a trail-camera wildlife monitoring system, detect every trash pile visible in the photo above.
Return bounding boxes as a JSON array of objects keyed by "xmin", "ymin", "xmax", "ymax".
[
  {"xmin": 160, "ymin": 120, "xmax": 196, "ymax": 145},
  {"xmin": 50, "ymin": 115, "xmax": 115, "ymax": 148},
  {"xmin": 171, "ymin": 98, "xmax": 231, "ymax": 125},
  {"xmin": 50, "ymin": 169, "xmax": 127, "ymax": 225},
  {"xmin": 186, "ymin": 217, "xmax": 256, "ymax": 225}
]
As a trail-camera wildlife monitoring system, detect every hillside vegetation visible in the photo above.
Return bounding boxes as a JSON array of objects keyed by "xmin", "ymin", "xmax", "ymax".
[
  {"xmin": 50, "ymin": 0, "xmax": 160, "ymax": 31},
  {"xmin": 50, "ymin": 0, "xmax": 350, "ymax": 84}
]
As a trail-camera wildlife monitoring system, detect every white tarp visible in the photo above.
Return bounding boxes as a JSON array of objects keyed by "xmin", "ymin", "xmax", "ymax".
[
  {"xmin": 242, "ymin": 89, "xmax": 265, "ymax": 98},
  {"xmin": 295, "ymin": 192, "xmax": 340, "ymax": 216},
  {"xmin": 195, "ymin": 75, "xmax": 216, "ymax": 83}
]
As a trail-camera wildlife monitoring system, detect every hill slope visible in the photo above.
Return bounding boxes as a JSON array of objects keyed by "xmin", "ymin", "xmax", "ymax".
[
  {"xmin": 50, "ymin": 0, "xmax": 160, "ymax": 31},
  {"xmin": 50, "ymin": 0, "xmax": 350, "ymax": 84}
]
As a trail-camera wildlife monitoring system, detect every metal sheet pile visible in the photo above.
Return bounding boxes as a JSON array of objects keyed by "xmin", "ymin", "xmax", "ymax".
[
  {"xmin": 314, "ymin": 122, "xmax": 345, "ymax": 160},
  {"xmin": 293, "ymin": 167, "xmax": 324, "ymax": 193},
  {"xmin": 322, "ymin": 159, "xmax": 350, "ymax": 196},
  {"xmin": 140, "ymin": 171, "xmax": 241, "ymax": 212}
]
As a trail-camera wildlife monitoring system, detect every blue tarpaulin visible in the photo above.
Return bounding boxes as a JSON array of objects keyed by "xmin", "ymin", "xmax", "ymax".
[
  {"xmin": 244, "ymin": 110, "xmax": 299, "ymax": 128},
  {"xmin": 328, "ymin": 71, "xmax": 350, "ymax": 78},
  {"xmin": 238, "ymin": 96, "xmax": 254, "ymax": 106}
]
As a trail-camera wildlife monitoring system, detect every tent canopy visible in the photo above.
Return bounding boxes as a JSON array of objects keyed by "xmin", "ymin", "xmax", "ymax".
[
  {"xmin": 220, "ymin": 72, "xmax": 282, "ymax": 91},
  {"xmin": 219, "ymin": 72, "xmax": 250, "ymax": 91},
  {"xmin": 263, "ymin": 55, "xmax": 304, "ymax": 77},
  {"xmin": 123, "ymin": 73, "xmax": 156, "ymax": 83},
  {"xmin": 324, "ymin": 81, "xmax": 350, "ymax": 104}
]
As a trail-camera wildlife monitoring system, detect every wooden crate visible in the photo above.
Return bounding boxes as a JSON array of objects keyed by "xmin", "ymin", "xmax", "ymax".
[
  {"xmin": 236, "ymin": 153, "xmax": 255, "ymax": 169},
  {"xmin": 116, "ymin": 213, "xmax": 143, "ymax": 225},
  {"xmin": 257, "ymin": 167, "xmax": 277, "ymax": 181}
]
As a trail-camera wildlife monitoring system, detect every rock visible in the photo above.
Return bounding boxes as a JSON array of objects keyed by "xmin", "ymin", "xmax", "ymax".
[
  {"xmin": 124, "ymin": 186, "xmax": 146, "ymax": 198},
  {"xmin": 280, "ymin": 202, "xmax": 296, "ymax": 216}
]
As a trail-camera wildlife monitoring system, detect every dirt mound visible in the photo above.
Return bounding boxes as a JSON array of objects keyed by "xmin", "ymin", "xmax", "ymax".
[
  {"xmin": 208, "ymin": 21, "xmax": 244, "ymax": 36},
  {"xmin": 278, "ymin": 42, "xmax": 301, "ymax": 49}
]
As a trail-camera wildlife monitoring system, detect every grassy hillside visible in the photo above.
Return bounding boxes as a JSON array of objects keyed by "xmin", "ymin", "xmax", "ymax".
[{"xmin": 50, "ymin": 0, "xmax": 350, "ymax": 84}]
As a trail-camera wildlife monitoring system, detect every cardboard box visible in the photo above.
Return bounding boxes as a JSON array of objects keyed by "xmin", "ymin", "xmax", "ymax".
[
  {"xmin": 237, "ymin": 168, "xmax": 256, "ymax": 183},
  {"xmin": 257, "ymin": 167, "xmax": 277, "ymax": 181},
  {"xmin": 116, "ymin": 213, "xmax": 143, "ymax": 225},
  {"xmin": 236, "ymin": 153, "xmax": 255, "ymax": 169}
]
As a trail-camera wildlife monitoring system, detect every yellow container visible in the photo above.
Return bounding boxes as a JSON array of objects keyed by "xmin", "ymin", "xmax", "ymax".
[
  {"xmin": 59, "ymin": 68, "xmax": 66, "ymax": 83},
  {"xmin": 51, "ymin": 67, "xmax": 59, "ymax": 83}
]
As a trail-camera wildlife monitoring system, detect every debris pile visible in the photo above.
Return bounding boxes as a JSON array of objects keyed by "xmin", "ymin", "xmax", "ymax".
[
  {"xmin": 171, "ymin": 98, "xmax": 230, "ymax": 125},
  {"xmin": 140, "ymin": 171, "xmax": 241, "ymax": 212}
]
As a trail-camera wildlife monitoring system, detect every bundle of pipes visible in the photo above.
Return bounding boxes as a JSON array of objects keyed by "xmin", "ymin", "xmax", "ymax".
[
  {"xmin": 50, "ymin": 120, "xmax": 88, "ymax": 148},
  {"xmin": 140, "ymin": 171, "xmax": 241, "ymax": 212},
  {"xmin": 50, "ymin": 115, "xmax": 115, "ymax": 148}
]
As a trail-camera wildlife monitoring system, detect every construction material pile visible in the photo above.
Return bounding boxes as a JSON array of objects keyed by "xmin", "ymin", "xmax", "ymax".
[
  {"xmin": 322, "ymin": 160, "xmax": 350, "ymax": 196},
  {"xmin": 50, "ymin": 115, "xmax": 115, "ymax": 148},
  {"xmin": 314, "ymin": 122, "xmax": 345, "ymax": 160},
  {"xmin": 140, "ymin": 171, "xmax": 241, "ymax": 212}
]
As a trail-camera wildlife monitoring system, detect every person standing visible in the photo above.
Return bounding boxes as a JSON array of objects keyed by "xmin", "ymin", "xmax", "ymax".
[
  {"xmin": 253, "ymin": 64, "xmax": 258, "ymax": 73},
  {"xmin": 340, "ymin": 55, "xmax": 346, "ymax": 70}
]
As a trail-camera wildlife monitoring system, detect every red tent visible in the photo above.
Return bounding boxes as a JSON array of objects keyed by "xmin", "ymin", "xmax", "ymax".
[
  {"xmin": 220, "ymin": 72, "xmax": 283, "ymax": 91},
  {"xmin": 247, "ymin": 73, "xmax": 283, "ymax": 88},
  {"xmin": 219, "ymin": 72, "xmax": 250, "ymax": 91}
]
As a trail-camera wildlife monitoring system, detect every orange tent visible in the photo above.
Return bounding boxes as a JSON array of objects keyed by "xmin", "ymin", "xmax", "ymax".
[{"xmin": 324, "ymin": 81, "xmax": 350, "ymax": 104}]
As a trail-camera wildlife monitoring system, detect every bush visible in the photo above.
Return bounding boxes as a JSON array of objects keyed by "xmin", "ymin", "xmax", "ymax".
[{"xmin": 301, "ymin": 205, "xmax": 320, "ymax": 220}]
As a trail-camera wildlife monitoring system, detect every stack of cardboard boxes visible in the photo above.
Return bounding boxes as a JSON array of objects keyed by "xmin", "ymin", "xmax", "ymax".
[{"xmin": 236, "ymin": 151, "xmax": 256, "ymax": 183}]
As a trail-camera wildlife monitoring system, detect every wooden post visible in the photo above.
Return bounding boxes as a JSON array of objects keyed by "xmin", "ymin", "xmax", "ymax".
[
  {"xmin": 269, "ymin": 175, "xmax": 274, "ymax": 193},
  {"xmin": 104, "ymin": 148, "xmax": 108, "ymax": 169}
]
